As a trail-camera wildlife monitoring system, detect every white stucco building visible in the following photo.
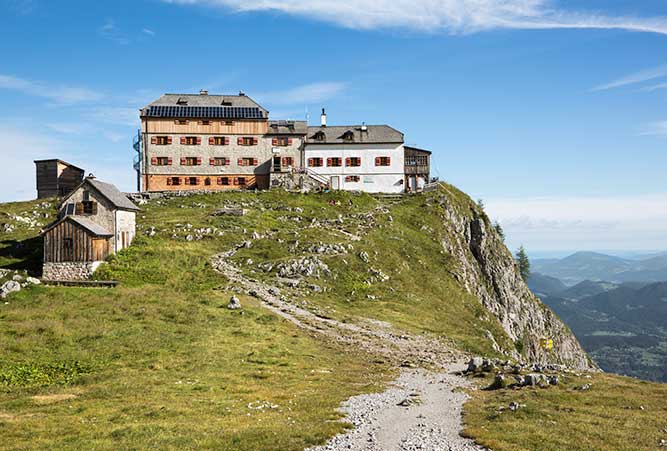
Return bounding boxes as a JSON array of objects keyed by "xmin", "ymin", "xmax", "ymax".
[{"xmin": 305, "ymin": 113, "xmax": 406, "ymax": 193}]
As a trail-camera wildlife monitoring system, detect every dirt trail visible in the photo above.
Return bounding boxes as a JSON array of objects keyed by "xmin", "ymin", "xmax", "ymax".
[{"xmin": 211, "ymin": 253, "xmax": 486, "ymax": 451}]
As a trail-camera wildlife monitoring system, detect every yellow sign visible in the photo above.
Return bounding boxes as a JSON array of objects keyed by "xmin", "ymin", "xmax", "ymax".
[{"xmin": 540, "ymin": 338, "xmax": 554, "ymax": 350}]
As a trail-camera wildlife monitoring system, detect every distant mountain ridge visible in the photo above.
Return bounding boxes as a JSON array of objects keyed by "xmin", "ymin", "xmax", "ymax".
[{"xmin": 532, "ymin": 251, "xmax": 667, "ymax": 285}]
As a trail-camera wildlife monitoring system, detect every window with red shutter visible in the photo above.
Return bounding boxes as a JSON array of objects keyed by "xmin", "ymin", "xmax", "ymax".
[
  {"xmin": 180, "ymin": 137, "xmax": 187, "ymax": 145},
  {"xmin": 196, "ymin": 157, "xmax": 202, "ymax": 166},
  {"xmin": 238, "ymin": 158, "xmax": 244, "ymax": 166},
  {"xmin": 184, "ymin": 177, "xmax": 190, "ymax": 185},
  {"xmin": 167, "ymin": 137, "xmax": 173, "ymax": 145},
  {"xmin": 386, "ymin": 157, "xmax": 391, "ymax": 165},
  {"xmin": 253, "ymin": 158, "xmax": 258, "ymax": 166},
  {"xmin": 210, "ymin": 158, "xmax": 215, "ymax": 166},
  {"xmin": 151, "ymin": 157, "xmax": 157, "ymax": 165},
  {"xmin": 167, "ymin": 177, "xmax": 172, "ymax": 186},
  {"xmin": 237, "ymin": 137, "xmax": 244, "ymax": 145},
  {"xmin": 181, "ymin": 157, "xmax": 187, "ymax": 165},
  {"xmin": 345, "ymin": 158, "xmax": 351, "ymax": 167},
  {"xmin": 288, "ymin": 138, "xmax": 293, "ymax": 145},
  {"xmin": 327, "ymin": 158, "xmax": 332, "ymax": 166},
  {"xmin": 272, "ymin": 138, "xmax": 278, "ymax": 146},
  {"xmin": 209, "ymin": 137, "xmax": 215, "ymax": 145},
  {"xmin": 151, "ymin": 137, "xmax": 157, "ymax": 144},
  {"xmin": 167, "ymin": 157, "xmax": 173, "ymax": 165},
  {"xmin": 252, "ymin": 137, "xmax": 258, "ymax": 145},
  {"xmin": 308, "ymin": 158, "xmax": 313, "ymax": 166},
  {"xmin": 224, "ymin": 137, "xmax": 230, "ymax": 145},
  {"xmin": 196, "ymin": 137, "xmax": 202, "ymax": 145}
]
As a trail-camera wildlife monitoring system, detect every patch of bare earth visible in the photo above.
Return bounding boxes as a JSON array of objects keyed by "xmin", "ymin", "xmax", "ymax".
[{"xmin": 31, "ymin": 393, "xmax": 78, "ymax": 404}]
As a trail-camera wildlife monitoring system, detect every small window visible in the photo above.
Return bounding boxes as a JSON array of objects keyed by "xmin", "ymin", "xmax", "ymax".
[
  {"xmin": 217, "ymin": 177, "xmax": 230, "ymax": 186},
  {"xmin": 211, "ymin": 157, "xmax": 229, "ymax": 167},
  {"xmin": 211, "ymin": 136, "xmax": 228, "ymax": 146},
  {"xmin": 375, "ymin": 156, "xmax": 391, "ymax": 167},
  {"xmin": 82, "ymin": 190, "xmax": 90, "ymax": 201},
  {"xmin": 238, "ymin": 157, "xmax": 258, "ymax": 166},
  {"xmin": 308, "ymin": 157, "xmax": 324, "ymax": 167},
  {"xmin": 224, "ymin": 120, "xmax": 234, "ymax": 126},
  {"xmin": 313, "ymin": 132, "xmax": 325, "ymax": 142},
  {"xmin": 169, "ymin": 177, "xmax": 181, "ymax": 186},
  {"xmin": 199, "ymin": 120, "xmax": 211, "ymax": 126},
  {"xmin": 281, "ymin": 156, "xmax": 294, "ymax": 167},
  {"xmin": 184, "ymin": 136, "xmax": 200, "ymax": 145},
  {"xmin": 82, "ymin": 201, "xmax": 96, "ymax": 215},
  {"xmin": 240, "ymin": 137, "xmax": 257, "ymax": 146},
  {"xmin": 181, "ymin": 157, "xmax": 201, "ymax": 166},
  {"xmin": 156, "ymin": 136, "xmax": 171, "ymax": 145},
  {"xmin": 204, "ymin": 177, "xmax": 211, "ymax": 186},
  {"xmin": 185, "ymin": 177, "xmax": 199, "ymax": 186},
  {"xmin": 347, "ymin": 157, "xmax": 361, "ymax": 167},
  {"xmin": 345, "ymin": 175, "xmax": 360, "ymax": 182},
  {"xmin": 342, "ymin": 131, "xmax": 354, "ymax": 142},
  {"xmin": 64, "ymin": 238, "xmax": 73, "ymax": 251},
  {"xmin": 175, "ymin": 120, "xmax": 188, "ymax": 125},
  {"xmin": 273, "ymin": 137, "xmax": 290, "ymax": 147},
  {"xmin": 327, "ymin": 157, "xmax": 342, "ymax": 167},
  {"xmin": 155, "ymin": 157, "xmax": 170, "ymax": 166},
  {"xmin": 237, "ymin": 177, "xmax": 247, "ymax": 186}
]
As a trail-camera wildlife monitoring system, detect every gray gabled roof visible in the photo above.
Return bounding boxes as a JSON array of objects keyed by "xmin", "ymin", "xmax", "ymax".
[
  {"xmin": 87, "ymin": 179, "xmax": 140, "ymax": 211},
  {"xmin": 60, "ymin": 177, "xmax": 140, "ymax": 212},
  {"xmin": 140, "ymin": 93, "xmax": 268, "ymax": 119},
  {"xmin": 306, "ymin": 125, "xmax": 404, "ymax": 145},
  {"xmin": 42, "ymin": 215, "xmax": 113, "ymax": 237},
  {"xmin": 33, "ymin": 159, "xmax": 85, "ymax": 173},
  {"xmin": 268, "ymin": 120, "xmax": 308, "ymax": 135}
]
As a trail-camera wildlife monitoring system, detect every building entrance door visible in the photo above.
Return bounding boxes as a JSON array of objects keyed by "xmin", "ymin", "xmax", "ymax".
[
  {"xmin": 273, "ymin": 156, "xmax": 281, "ymax": 173},
  {"xmin": 330, "ymin": 176, "xmax": 340, "ymax": 190}
]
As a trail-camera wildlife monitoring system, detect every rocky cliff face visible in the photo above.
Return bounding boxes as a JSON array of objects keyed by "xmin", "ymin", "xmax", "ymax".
[{"xmin": 434, "ymin": 186, "xmax": 593, "ymax": 370}]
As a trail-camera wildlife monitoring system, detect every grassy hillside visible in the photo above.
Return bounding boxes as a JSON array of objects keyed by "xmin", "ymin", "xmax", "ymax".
[{"xmin": 1, "ymin": 188, "xmax": 665, "ymax": 450}]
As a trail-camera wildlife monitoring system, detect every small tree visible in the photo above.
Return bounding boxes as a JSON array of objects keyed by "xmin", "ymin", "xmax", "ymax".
[
  {"xmin": 515, "ymin": 245, "xmax": 530, "ymax": 282},
  {"xmin": 477, "ymin": 199, "xmax": 485, "ymax": 211},
  {"xmin": 493, "ymin": 221, "xmax": 505, "ymax": 242}
]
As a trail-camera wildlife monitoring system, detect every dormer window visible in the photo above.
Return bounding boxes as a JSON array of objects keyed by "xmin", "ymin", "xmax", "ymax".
[
  {"xmin": 313, "ymin": 131, "xmax": 326, "ymax": 142},
  {"xmin": 176, "ymin": 97, "xmax": 188, "ymax": 105},
  {"xmin": 342, "ymin": 131, "xmax": 354, "ymax": 142}
]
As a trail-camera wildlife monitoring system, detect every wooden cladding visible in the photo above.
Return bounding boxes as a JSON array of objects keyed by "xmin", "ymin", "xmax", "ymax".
[
  {"xmin": 145, "ymin": 118, "xmax": 268, "ymax": 135},
  {"xmin": 43, "ymin": 221, "xmax": 110, "ymax": 263}
]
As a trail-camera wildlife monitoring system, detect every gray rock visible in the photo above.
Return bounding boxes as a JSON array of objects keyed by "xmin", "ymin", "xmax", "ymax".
[
  {"xmin": 0, "ymin": 280, "xmax": 21, "ymax": 299},
  {"xmin": 25, "ymin": 277, "xmax": 41, "ymax": 285},
  {"xmin": 524, "ymin": 373, "xmax": 543, "ymax": 386},
  {"xmin": 12, "ymin": 274, "xmax": 23, "ymax": 282},
  {"xmin": 467, "ymin": 357, "xmax": 484, "ymax": 373},
  {"xmin": 227, "ymin": 296, "xmax": 242, "ymax": 310},
  {"xmin": 547, "ymin": 375, "xmax": 560, "ymax": 386},
  {"xmin": 359, "ymin": 251, "xmax": 370, "ymax": 263}
]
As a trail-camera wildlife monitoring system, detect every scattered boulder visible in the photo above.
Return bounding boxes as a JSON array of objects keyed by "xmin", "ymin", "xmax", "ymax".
[
  {"xmin": 358, "ymin": 251, "xmax": 370, "ymax": 263},
  {"xmin": 523, "ymin": 373, "xmax": 543, "ymax": 387},
  {"xmin": 488, "ymin": 374, "xmax": 509, "ymax": 390},
  {"xmin": 0, "ymin": 280, "xmax": 21, "ymax": 299},
  {"xmin": 467, "ymin": 357, "xmax": 485, "ymax": 373},
  {"xmin": 227, "ymin": 296, "xmax": 242, "ymax": 310},
  {"xmin": 25, "ymin": 277, "xmax": 41, "ymax": 285}
]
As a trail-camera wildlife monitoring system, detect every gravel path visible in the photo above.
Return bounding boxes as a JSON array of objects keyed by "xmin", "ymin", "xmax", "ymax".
[
  {"xmin": 306, "ymin": 363, "xmax": 486, "ymax": 451},
  {"xmin": 211, "ymin": 247, "xmax": 487, "ymax": 451}
]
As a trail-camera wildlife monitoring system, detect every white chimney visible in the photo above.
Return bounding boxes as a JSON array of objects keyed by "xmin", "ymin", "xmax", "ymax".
[
  {"xmin": 200, "ymin": 89, "xmax": 208, "ymax": 96},
  {"xmin": 321, "ymin": 108, "xmax": 327, "ymax": 127}
]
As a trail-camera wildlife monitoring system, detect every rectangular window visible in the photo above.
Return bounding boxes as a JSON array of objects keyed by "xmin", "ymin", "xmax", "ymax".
[
  {"xmin": 152, "ymin": 157, "xmax": 171, "ymax": 166},
  {"xmin": 281, "ymin": 156, "xmax": 294, "ymax": 167},
  {"xmin": 82, "ymin": 201, "xmax": 96, "ymax": 215},
  {"xmin": 182, "ymin": 136, "xmax": 201, "ymax": 145},
  {"xmin": 272, "ymin": 137, "xmax": 292, "ymax": 147},
  {"xmin": 375, "ymin": 156, "xmax": 391, "ymax": 166},
  {"xmin": 345, "ymin": 175, "xmax": 361, "ymax": 182},
  {"xmin": 199, "ymin": 120, "xmax": 211, "ymax": 126},
  {"xmin": 210, "ymin": 157, "xmax": 230, "ymax": 166},
  {"xmin": 167, "ymin": 177, "xmax": 181, "ymax": 186},
  {"xmin": 181, "ymin": 157, "xmax": 202, "ymax": 166},
  {"xmin": 327, "ymin": 157, "xmax": 342, "ymax": 167},
  {"xmin": 238, "ymin": 137, "xmax": 258, "ymax": 146},
  {"xmin": 236, "ymin": 177, "xmax": 247, "ymax": 186},
  {"xmin": 346, "ymin": 157, "xmax": 361, "ymax": 167},
  {"xmin": 223, "ymin": 120, "xmax": 234, "ymax": 126},
  {"xmin": 185, "ymin": 177, "xmax": 199, "ymax": 186},
  {"xmin": 210, "ymin": 136, "xmax": 229, "ymax": 146},
  {"xmin": 308, "ymin": 157, "xmax": 323, "ymax": 167},
  {"xmin": 238, "ymin": 157, "xmax": 258, "ymax": 166},
  {"xmin": 217, "ymin": 176, "xmax": 230, "ymax": 186},
  {"xmin": 175, "ymin": 120, "xmax": 188, "ymax": 125}
]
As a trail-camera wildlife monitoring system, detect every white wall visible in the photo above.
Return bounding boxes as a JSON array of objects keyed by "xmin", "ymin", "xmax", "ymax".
[
  {"xmin": 305, "ymin": 143, "xmax": 405, "ymax": 193},
  {"xmin": 115, "ymin": 210, "xmax": 136, "ymax": 252}
]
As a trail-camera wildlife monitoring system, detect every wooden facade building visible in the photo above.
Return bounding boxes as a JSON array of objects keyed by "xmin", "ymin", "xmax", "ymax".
[
  {"xmin": 34, "ymin": 159, "xmax": 85, "ymax": 199},
  {"xmin": 404, "ymin": 146, "xmax": 432, "ymax": 192},
  {"xmin": 42, "ymin": 216, "xmax": 112, "ymax": 264}
]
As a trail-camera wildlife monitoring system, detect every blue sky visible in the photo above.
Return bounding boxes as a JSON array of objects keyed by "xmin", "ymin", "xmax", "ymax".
[{"xmin": 1, "ymin": 0, "xmax": 666, "ymax": 255}]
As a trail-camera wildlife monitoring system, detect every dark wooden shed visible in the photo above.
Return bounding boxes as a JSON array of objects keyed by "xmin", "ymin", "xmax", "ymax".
[
  {"xmin": 34, "ymin": 159, "xmax": 85, "ymax": 199},
  {"xmin": 42, "ymin": 216, "xmax": 112, "ymax": 263}
]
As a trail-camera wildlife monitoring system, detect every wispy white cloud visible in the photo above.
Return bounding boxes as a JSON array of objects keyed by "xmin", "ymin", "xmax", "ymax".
[
  {"xmin": 591, "ymin": 64, "xmax": 667, "ymax": 92},
  {"xmin": 257, "ymin": 82, "xmax": 346, "ymax": 106},
  {"xmin": 0, "ymin": 74, "xmax": 104, "ymax": 104},
  {"xmin": 142, "ymin": 28, "xmax": 156, "ymax": 36},
  {"xmin": 161, "ymin": 0, "xmax": 667, "ymax": 35},
  {"xmin": 640, "ymin": 82, "xmax": 667, "ymax": 92},
  {"xmin": 99, "ymin": 18, "xmax": 130, "ymax": 45},
  {"xmin": 486, "ymin": 194, "xmax": 667, "ymax": 251},
  {"xmin": 639, "ymin": 120, "xmax": 667, "ymax": 136}
]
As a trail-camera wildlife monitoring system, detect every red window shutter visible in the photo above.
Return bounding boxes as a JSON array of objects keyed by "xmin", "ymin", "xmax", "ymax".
[
  {"xmin": 272, "ymin": 138, "xmax": 278, "ymax": 146},
  {"xmin": 193, "ymin": 177, "xmax": 199, "ymax": 185},
  {"xmin": 210, "ymin": 158, "xmax": 215, "ymax": 166},
  {"xmin": 167, "ymin": 136, "xmax": 173, "ymax": 144},
  {"xmin": 167, "ymin": 157, "xmax": 173, "ymax": 165},
  {"xmin": 253, "ymin": 137, "xmax": 258, "ymax": 145},
  {"xmin": 288, "ymin": 138, "xmax": 293, "ymax": 145},
  {"xmin": 184, "ymin": 177, "xmax": 190, "ymax": 185},
  {"xmin": 345, "ymin": 158, "xmax": 351, "ymax": 167},
  {"xmin": 180, "ymin": 137, "xmax": 186, "ymax": 145},
  {"xmin": 375, "ymin": 157, "xmax": 381, "ymax": 166},
  {"xmin": 181, "ymin": 157, "xmax": 186, "ymax": 165},
  {"xmin": 308, "ymin": 158, "xmax": 313, "ymax": 167},
  {"xmin": 238, "ymin": 137, "xmax": 244, "ymax": 145},
  {"xmin": 216, "ymin": 177, "xmax": 222, "ymax": 185},
  {"xmin": 209, "ymin": 137, "xmax": 215, "ymax": 145},
  {"xmin": 225, "ymin": 158, "xmax": 230, "ymax": 166},
  {"xmin": 253, "ymin": 158, "xmax": 258, "ymax": 166},
  {"xmin": 386, "ymin": 157, "xmax": 391, "ymax": 165},
  {"xmin": 151, "ymin": 157, "xmax": 157, "ymax": 165},
  {"xmin": 233, "ymin": 178, "xmax": 239, "ymax": 186},
  {"xmin": 151, "ymin": 137, "xmax": 157, "ymax": 144},
  {"xmin": 196, "ymin": 137, "xmax": 202, "ymax": 145},
  {"xmin": 224, "ymin": 137, "xmax": 230, "ymax": 145},
  {"xmin": 167, "ymin": 177, "xmax": 172, "ymax": 186},
  {"xmin": 196, "ymin": 157, "xmax": 202, "ymax": 166},
  {"xmin": 327, "ymin": 158, "xmax": 332, "ymax": 166},
  {"xmin": 238, "ymin": 158, "xmax": 244, "ymax": 166}
]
